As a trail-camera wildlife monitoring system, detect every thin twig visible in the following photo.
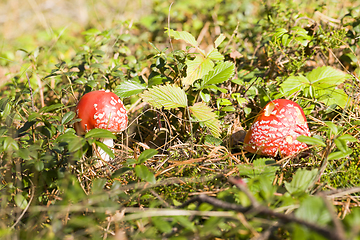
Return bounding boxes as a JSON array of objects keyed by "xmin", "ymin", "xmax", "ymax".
[
  {"xmin": 318, "ymin": 193, "xmax": 346, "ymax": 240},
  {"xmin": 26, "ymin": 72, "xmax": 35, "ymax": 111},
  {"xmin": 11, "ymin": 179, "xmax": 35, "ymax": 229}
]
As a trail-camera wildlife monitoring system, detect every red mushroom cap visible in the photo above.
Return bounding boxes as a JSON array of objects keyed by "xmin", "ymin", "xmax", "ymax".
[
  {"xmin": 244, "ymin": 99, "xmax": 310, "ymax": 157},
  {"xmin": 74, "ymin": 90, "xmax": 128, "ymax": 135}
]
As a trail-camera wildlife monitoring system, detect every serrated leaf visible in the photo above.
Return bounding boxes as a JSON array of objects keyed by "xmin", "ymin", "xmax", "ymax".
[
  {"xmin": 214, "ymin": 34, "xmax": 226, "ymax": 48},
  {"xmin": 134, "ymin": 165, "xmax": 156, "ymax": 184},
  {"xmin": 297, "ymin": 135, "xmax": 326, "ymax": 147},
  {"xmin": 284, "ymin": 168, "xmax": 318, "ymax": 195},
  {"xmin": 317, "ymin": 88, "xmax": 350, "ymax": 108},
  {"xmin": 183, "ymin": 55, "xmax": 214, "ymax": 86},
  {"xmin": 114, "ymin": 80, "xmax": 147, "ymax": 98},
  {"xmin": 206, "ymin": 48, "xmax": 224, "ymax": 61},
  {"xmin": 62, "ymin": 111, "xmax": 76, "ymax": 125},
  {"xmin": 85, "ymin": 128, "xmax": 116, "ymax": 139},
  {"xmin": 280, "ymin": 75, "xmax": 309, "ymax": 95},
  {"xmin": 166, "ymin": 28, "xmax": 198, "ymax": 48},
  {"xmin": 189, "ymin": 102, "xmax": 221, "ymax": 138},
  {"xmin": 307, "ymin": 66, "xmax": 347, "ymax": 85},
  {"xmin": 137, "ymin": 149, "xmax": 158, "ymax": 164},
  {"xmin": 295, "ymin": 196, "xmax": 332, "ymax": 226},
  {"xmin": 327, "ymin": 150, "xmax": 352, "ymax": 160},
  {"xmin": 201, "ymin": 61, "xmax": 235, "ymax": 87},
  {"xmin": 140, "ymin": 85, "xmax": 187, "ymax": 109}
]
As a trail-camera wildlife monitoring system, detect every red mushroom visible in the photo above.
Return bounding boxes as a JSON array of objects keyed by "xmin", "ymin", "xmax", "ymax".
[
  {"xmin": 74, "ymin": 90, "xmax": 128, "ymax": 162},
  {"xmin": 243, "ymin": 99, "xmax": 310, "ymax": 157}
]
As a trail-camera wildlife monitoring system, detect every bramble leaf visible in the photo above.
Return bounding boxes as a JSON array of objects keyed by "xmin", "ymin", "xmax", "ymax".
[
  {"xmin": 280, "ymin": 75, "xmax": 309, "ymax": 95},
  {"xmin": 114, "ymin": 80, "xmax": 147, "ymax": 98},
  {"xmin": 201, "ymin": 61, "xmax": 235, "ymax": 87},
  {"xmin": 307, "ymin": 66, "xmax": 347, "ymax": 85},
  {"xmin": 206, "ymin": 48, "xmax": 224, "ymax": 61},
  {"xmin": 166, "ymin": 28, "xmax": 198, "ymax": 48},
  {"xmin": 183, "ymin": 55, "xmax": 214, "ymax": 86},
  {"xmin": 214, "ymin": 34, "xmax": 226, "ymax": 48},
  {"xmin": 141, "ymin": 85, "xmax": 188, "ymax": 109},
  {"xmin": 189, "ymin": 102, "xmax": 221, "ymax": 138},
  {"xmin": 284, "ymin": 168, "xmax": 318, "ymax": 195}
]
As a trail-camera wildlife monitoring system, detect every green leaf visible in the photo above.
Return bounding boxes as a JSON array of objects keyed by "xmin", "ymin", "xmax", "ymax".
[
  {"xmin": 112, "ymin": 167, "xmax": 133, "ymax": 178},
  {"xmin": 297, "ymin": 135, "xmax": 326, "ymax": 147},
  {"xmin": 214, "ymin": 34, "xmax": 226, "ymax": 48},
  {"xmin": 134, "ymin": 165, "xmax": 156, "ymax": 184},
  {"xmin": 295, "ymin": 196, "xmax": 332, "ymax": 226},
  {"xmin": 114, "ymin": 80, "xmax": 147, "ymax": 98},
  {"xmin": 166, "ymin": 28, "xmax": 198, "ymax": 48},
  {"xmin": 183, "ymin": 55, "xmax": 214, "ymax": 86},
  {"xmin": 152, "ymin": 217, "xmax": 173, "ymax": 233},
  {"xmin": 92, "ymin": 178, "xmax": 107, "ymax": 194},
  {"xmin": 40, "ymin": 103, "xmax": 64, "ymax": 113},
  {"xmin": 334, "ymin": 138, "xmax": 349, "ymax": 152},
  {"xmin": 280, "ymin": 75, "xmax": 309, "ymax": 95},
  {"xmin": 337, "ymin": 134, "xmax": 357, "ymax": 142},
  {"xmin": 85, "ymin": 128, "xmax": 116, "ymax": 139},
  {"xmin": 189, "ymin": 102, "xmax": 221, "ymax": 138},
  {"xmin": 199, "ymin": 91, "xmax": 211, "ymax": 103},
  {"xmin": 274, "ymin": 28, "xmax": 288, "ymax": 37},
  {"xmin": 317, "ymin": 88, "xmax": 350, "ymax": 108},
  {"xmin": 62, "ymin": 111, "xmax": 76, "ymax": 125},
  {"xmin": 201, "ymin": 61, "xmax": 235, "ymax": 87},
  {"xmin": 3, "ymin": 137, "xmax": 19, "ymax": 151},
  {"xmin": 206, "ymin": 48, "xmax": 224, "ymax": 61},
  {"xmin": 34, "ymin": 161, "xmax": 44, "ymax": 171},
  {"xmin": 173, "ymin": 216, "xmax": 196, "ymax": 231},
  {"xmin": 95, "ymin": 140, "xmax": 115, "ymax": 159},
  {"xmin": 307, "ymin": 66, "xmax": 347, "ymax": 85},
  {"xmin": 140, "ymin": 85, "xmax": 188, "ymax": 109},
  {"xmin": 137, "ymin": 149, "xmax": 158, "ymax": 164},
  {"xmin": 327, "ymin": 150, "xmax": 352, "ymax": 160},
  {"xmin": 14, "ymin": 193, "xmax": 28, "ymax": 209},
  {"xmin": 221, "ymin": 106, "xmax": 236, "ymax": 112},
  {"xmin": 67, "ymin": 136, "xmax": 86, "ymax": 153},
  {"xmin": 324, "ymin": 121, "xmax": 338, "ymax": 135},
  {"xmin": 284, "ymin": 168, "xmax": 318, "ymax": 195}
]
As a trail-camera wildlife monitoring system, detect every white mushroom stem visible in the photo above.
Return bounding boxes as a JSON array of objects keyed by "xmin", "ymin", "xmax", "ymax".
[{"xmin": 96, "ymin": 138, "xmax": 114, "ymax": 162}]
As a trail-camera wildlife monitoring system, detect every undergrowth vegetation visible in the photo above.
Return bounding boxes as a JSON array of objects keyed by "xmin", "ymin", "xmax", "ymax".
[{"xmin": 0, "ymin": 0, "xmax": 360, "ymax": 239}]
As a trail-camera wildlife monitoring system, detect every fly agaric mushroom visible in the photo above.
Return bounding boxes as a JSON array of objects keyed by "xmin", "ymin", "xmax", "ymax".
[
  {"xmin": 74, "ymin": 90, "xmax": 127, "ymax": 162},
  {"xmin": 244, "ymin": 99, "xmax": 310, "ymax": 157}
]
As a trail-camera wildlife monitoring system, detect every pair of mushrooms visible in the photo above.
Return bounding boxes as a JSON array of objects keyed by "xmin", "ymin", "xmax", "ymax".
[{"xmin": 74, "ymin": 91, "xmax": 309, "ymax": 161}]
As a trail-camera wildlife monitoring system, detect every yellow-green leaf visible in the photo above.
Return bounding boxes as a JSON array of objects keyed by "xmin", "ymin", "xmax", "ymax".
[
  {"xmin": 141, "ymin": 85, "xmax": 188, "ymax": 109},
  {"xmin": 183, "ymin": 55, "xmax": 214, "ymax": 86},
  {"xmin": 189, "ymin": 102, "xmax": 221, "ymax": 138}
]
